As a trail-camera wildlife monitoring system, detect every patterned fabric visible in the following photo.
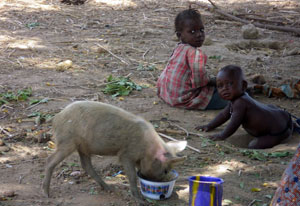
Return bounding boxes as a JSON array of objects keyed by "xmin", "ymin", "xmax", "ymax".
[
  {"xmin": 271, "ymin": 144, "xmax": 300, "ymax": 206},
  {"xmin": 157, "ymin": 43, "xmax": 214, "ymax": 110}
]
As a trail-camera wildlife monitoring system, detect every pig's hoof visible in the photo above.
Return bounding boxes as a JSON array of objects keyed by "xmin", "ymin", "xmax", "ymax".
[{"xmin": 43, "ymin": 190, "xmax": 50, "ymax": 198}]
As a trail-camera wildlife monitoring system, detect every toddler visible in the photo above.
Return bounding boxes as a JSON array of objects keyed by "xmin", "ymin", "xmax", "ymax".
[
  {"xmin": 196, "ymin": 65, "xmax": 296, "ymax": 149},
  {"xmin": 157, "ymin": 9, "xmax": 227, "ymax": 110}
]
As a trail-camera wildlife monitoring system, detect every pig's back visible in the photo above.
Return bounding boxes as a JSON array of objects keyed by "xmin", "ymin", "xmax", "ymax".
[{"xmin": 52, "ymin": 101, "xmax": 151, "ymax": 155}]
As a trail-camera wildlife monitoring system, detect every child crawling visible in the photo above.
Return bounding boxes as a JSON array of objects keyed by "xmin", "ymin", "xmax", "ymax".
[{"xmin": 196, "ymin": 65, "xmax": 295, "ymax": 149}]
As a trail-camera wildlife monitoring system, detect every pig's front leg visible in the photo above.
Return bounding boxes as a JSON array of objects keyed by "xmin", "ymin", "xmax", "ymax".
[{"xmin": 119, "ymin": 157, "xmax": 146, "ymax": 205}]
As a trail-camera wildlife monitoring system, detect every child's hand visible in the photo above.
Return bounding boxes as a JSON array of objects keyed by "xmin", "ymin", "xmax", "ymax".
[
  {"xmin": 195, "ymin": 125, "xmax": 211, "ymax": 132},
  {"xmin": 208, "ymin": 133, "xmax": 225, "ymax": 141}
]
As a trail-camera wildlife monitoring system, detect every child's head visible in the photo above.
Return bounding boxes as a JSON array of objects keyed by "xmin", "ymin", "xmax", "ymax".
[
  {"xmin": 175, "ymin": 9, "xmax": 205, "ymax": 48},
  {"xmin": 216, "ymin": 65, "xmax": 248, "ymax": 101}
]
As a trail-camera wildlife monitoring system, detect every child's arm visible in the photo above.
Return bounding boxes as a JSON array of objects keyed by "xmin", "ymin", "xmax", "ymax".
[
  {"xmin": 209, "ymin": 101, "xmax": 246, "ymax": 140},
  {"xmin": 195, "ymin": 104, "xmax": 231, "ymax": 131}
]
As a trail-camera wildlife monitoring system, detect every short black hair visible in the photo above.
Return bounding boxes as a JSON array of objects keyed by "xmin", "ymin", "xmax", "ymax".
[
  {"xmin": 175, "ymin": 9, "xmax": 202, "ymax": 33},
  {"xmin": 219, "ymin": 65, "xmax": 245, "ymax": 80}
]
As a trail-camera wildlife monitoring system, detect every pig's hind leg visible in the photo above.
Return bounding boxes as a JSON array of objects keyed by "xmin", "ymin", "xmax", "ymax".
[
  {"xmin": 78, "ymin": 151, "xmax": 111, "ymax": 191},
  {"xmin": 42, "ymin": 145, "xmax": 75, "ymax": 197}
]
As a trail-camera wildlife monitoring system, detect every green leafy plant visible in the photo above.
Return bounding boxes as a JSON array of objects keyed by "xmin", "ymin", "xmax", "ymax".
[
  {"xmin": 17, "ymin": 88, "xmax": 32, "ymax": 100},
  {"xmin": 137, "ymin": 64, "xmax": 157, "ymax": 71},
  {"xmin": 209, "ymin": 55, "xmax": 223, "ymax": 61},
  {"xmin": 26, "ymin": 22, "xmax": 40, "ymax": 29},
  {"xmin": 89, "ymin": 187, "xmax": 98, "ymax": 195},
  {"xmin": 102, "ymin": 75, "xmax": 142, "ymax": 97},
  {"xmin": 28, "ymin": 112, "xmax": 53, "ymax": 125},
  {"xmin": 0, "ymin": 88, "xmax": 32, "ymax": 105},
  {"xmin": 240, "ymin": 150, "xmax": 291, "ymax": 161},
  {"xmin": 29, "ymin": 97, "xmax": 49, "ymax": 105}
]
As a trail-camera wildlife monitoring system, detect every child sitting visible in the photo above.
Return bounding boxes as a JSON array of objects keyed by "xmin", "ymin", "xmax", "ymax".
[
  {"xmin": 157, "ymin": 9, "xmax": 227, "ymax": 110},
  {"xmin": 196, "ymin": 65, "xmax": 296, "ymax": 149}
]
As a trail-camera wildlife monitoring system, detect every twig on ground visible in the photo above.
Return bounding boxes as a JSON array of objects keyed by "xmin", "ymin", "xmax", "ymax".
[
  {"xmin": 169, "ymin": 123, "xmax": 189, "ymax": 139},
  {"xmin": 56, "ymin": 169, "xmax": 66, "ymax": 178},
  {"xmin": 0, "ymin": 126, "xmax": 13, "ymax": 138},
  {"xmin": 0, "ymin": 159, "xmax": 39, "ymax": 169},
  {"xmin": 142, "ymin": 48, "xmax": 150, "ymax": 59},
  {"xmin": 19, "ymin": 174, "xmax": 26, "ymax": 184},
  {"xmin": 190, "ymin": 1, "xmax": 300, "ymax": 35},
  {"xmin": 237, "ymin": 14, "xmax": 288, "ymax": 25},
  {"xmin": 206, "ymin": 0, "xmax": 218, "ymax": 8},
  {"xmin": 1, "ymin": 105, "xmax": 13, "ymax": 110},
  {"xmin": 125, "ymin": 45, "xmax": 144, "ymax": 53},
  {"xmin": 158, "ymin": 132, "xmax": 201, "ymax": 153},
  {"xmin": 26, "ymin": 97, "xmax": 49, "ymax": 110},
  {"xmin": 16, "ymin": 59, "xmax": 23, "ymax": 68},
  {"xmin": 95, "ymin": 43, "xmax": 130, "ymax": 65},
  {"xmin": 0, "ymin": 114, "xmax": 8, "ymax": 119},
  {"xmin": 156, "ymin": 128, "xmax": 186, "ymax": 135},
  {"xmin": 248, "ymin": 199, "xmax": 262, "ymax": 206}
]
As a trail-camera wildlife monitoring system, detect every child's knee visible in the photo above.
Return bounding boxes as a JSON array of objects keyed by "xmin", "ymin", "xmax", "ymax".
[{"xmin": 248, "ymin": 137, "xmax": 279, "ymax": 149}]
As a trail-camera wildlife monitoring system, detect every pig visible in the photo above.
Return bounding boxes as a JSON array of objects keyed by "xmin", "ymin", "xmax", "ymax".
[{"xmin": 42, "ymin": 101, "xmax": 187, "ymax": 204}]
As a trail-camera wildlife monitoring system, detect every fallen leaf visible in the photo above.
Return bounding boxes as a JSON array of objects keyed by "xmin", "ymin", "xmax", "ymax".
[
  {"xmin": 251, "ymin": 187, "xmax": 261, "ymax": 192},
  {"xmin": 48, "ymin": 141, "xmax": 56, "ymax": 149}
]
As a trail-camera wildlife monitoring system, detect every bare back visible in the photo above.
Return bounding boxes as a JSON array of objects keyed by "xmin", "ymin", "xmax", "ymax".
[{"xmin": 232, "ymin": 93, "xmax": 290, "ymax": 137}]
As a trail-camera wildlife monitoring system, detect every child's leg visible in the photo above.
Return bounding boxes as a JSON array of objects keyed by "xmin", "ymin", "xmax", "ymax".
[
  {"xmin": 249, "ymin": 115, "xmax": 294, "ymax": 149},
  {"xmin": 248, "ymin": 129, "xmax": 293, "ymax": 149},
  {"xmin": 205, "ymin": 88, "xmax": 228, "ymax": 110},
  {"xmin": 248, "ymin": 135, "xmax": 283, "ymax": 149}
]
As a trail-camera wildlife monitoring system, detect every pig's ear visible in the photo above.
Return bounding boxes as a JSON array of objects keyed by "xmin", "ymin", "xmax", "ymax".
[{"xmin": 166, "ymin": 141, "xmax": 187, "ymax": 154}]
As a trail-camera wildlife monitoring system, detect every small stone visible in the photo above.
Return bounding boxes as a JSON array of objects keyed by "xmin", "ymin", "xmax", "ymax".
[
  {"xmin": 242, "ymin": 24, "xmax": 259, "ymax": 39},
  {"xmin": 70, "ymin": 171, "xmax": 81, "ymax": 177},
  {"xmin": 250, "ymin": 74, "xmax": 266, "ymax": 85},
  {"xmin": 57, "ymin": 60, "xmax": 73, "ymax": 71}
]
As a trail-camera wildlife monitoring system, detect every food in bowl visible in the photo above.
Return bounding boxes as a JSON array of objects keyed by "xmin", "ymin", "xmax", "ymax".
[{"xmin": 137, "ymin": 170, "xmax": 178, "ymax": 200}]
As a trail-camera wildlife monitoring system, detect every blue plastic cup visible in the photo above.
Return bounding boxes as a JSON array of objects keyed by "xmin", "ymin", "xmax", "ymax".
[{"xmin": 188, "ymin": 176, "xmax": 224, "ymax": 206}]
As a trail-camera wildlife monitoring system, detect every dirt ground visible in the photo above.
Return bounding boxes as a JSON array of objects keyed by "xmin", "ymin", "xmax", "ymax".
[{"xmin": 0, "ymin": 0, "xmax": 300, "ymax": 205}]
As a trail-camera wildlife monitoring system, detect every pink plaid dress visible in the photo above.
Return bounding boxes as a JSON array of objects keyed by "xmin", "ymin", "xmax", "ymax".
[
  {"xmin": 157, "ymin": 43, "xmax": 214, "ymax": 110},
  {"xmin": 271, "ymin": 144, "xmax": 300, "ymax": 206}
]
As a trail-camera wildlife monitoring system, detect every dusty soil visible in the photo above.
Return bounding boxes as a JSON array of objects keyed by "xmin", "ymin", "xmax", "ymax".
[{"xmin": 0, "ymin": 0, "xmax": 300, "ymax": 206}]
